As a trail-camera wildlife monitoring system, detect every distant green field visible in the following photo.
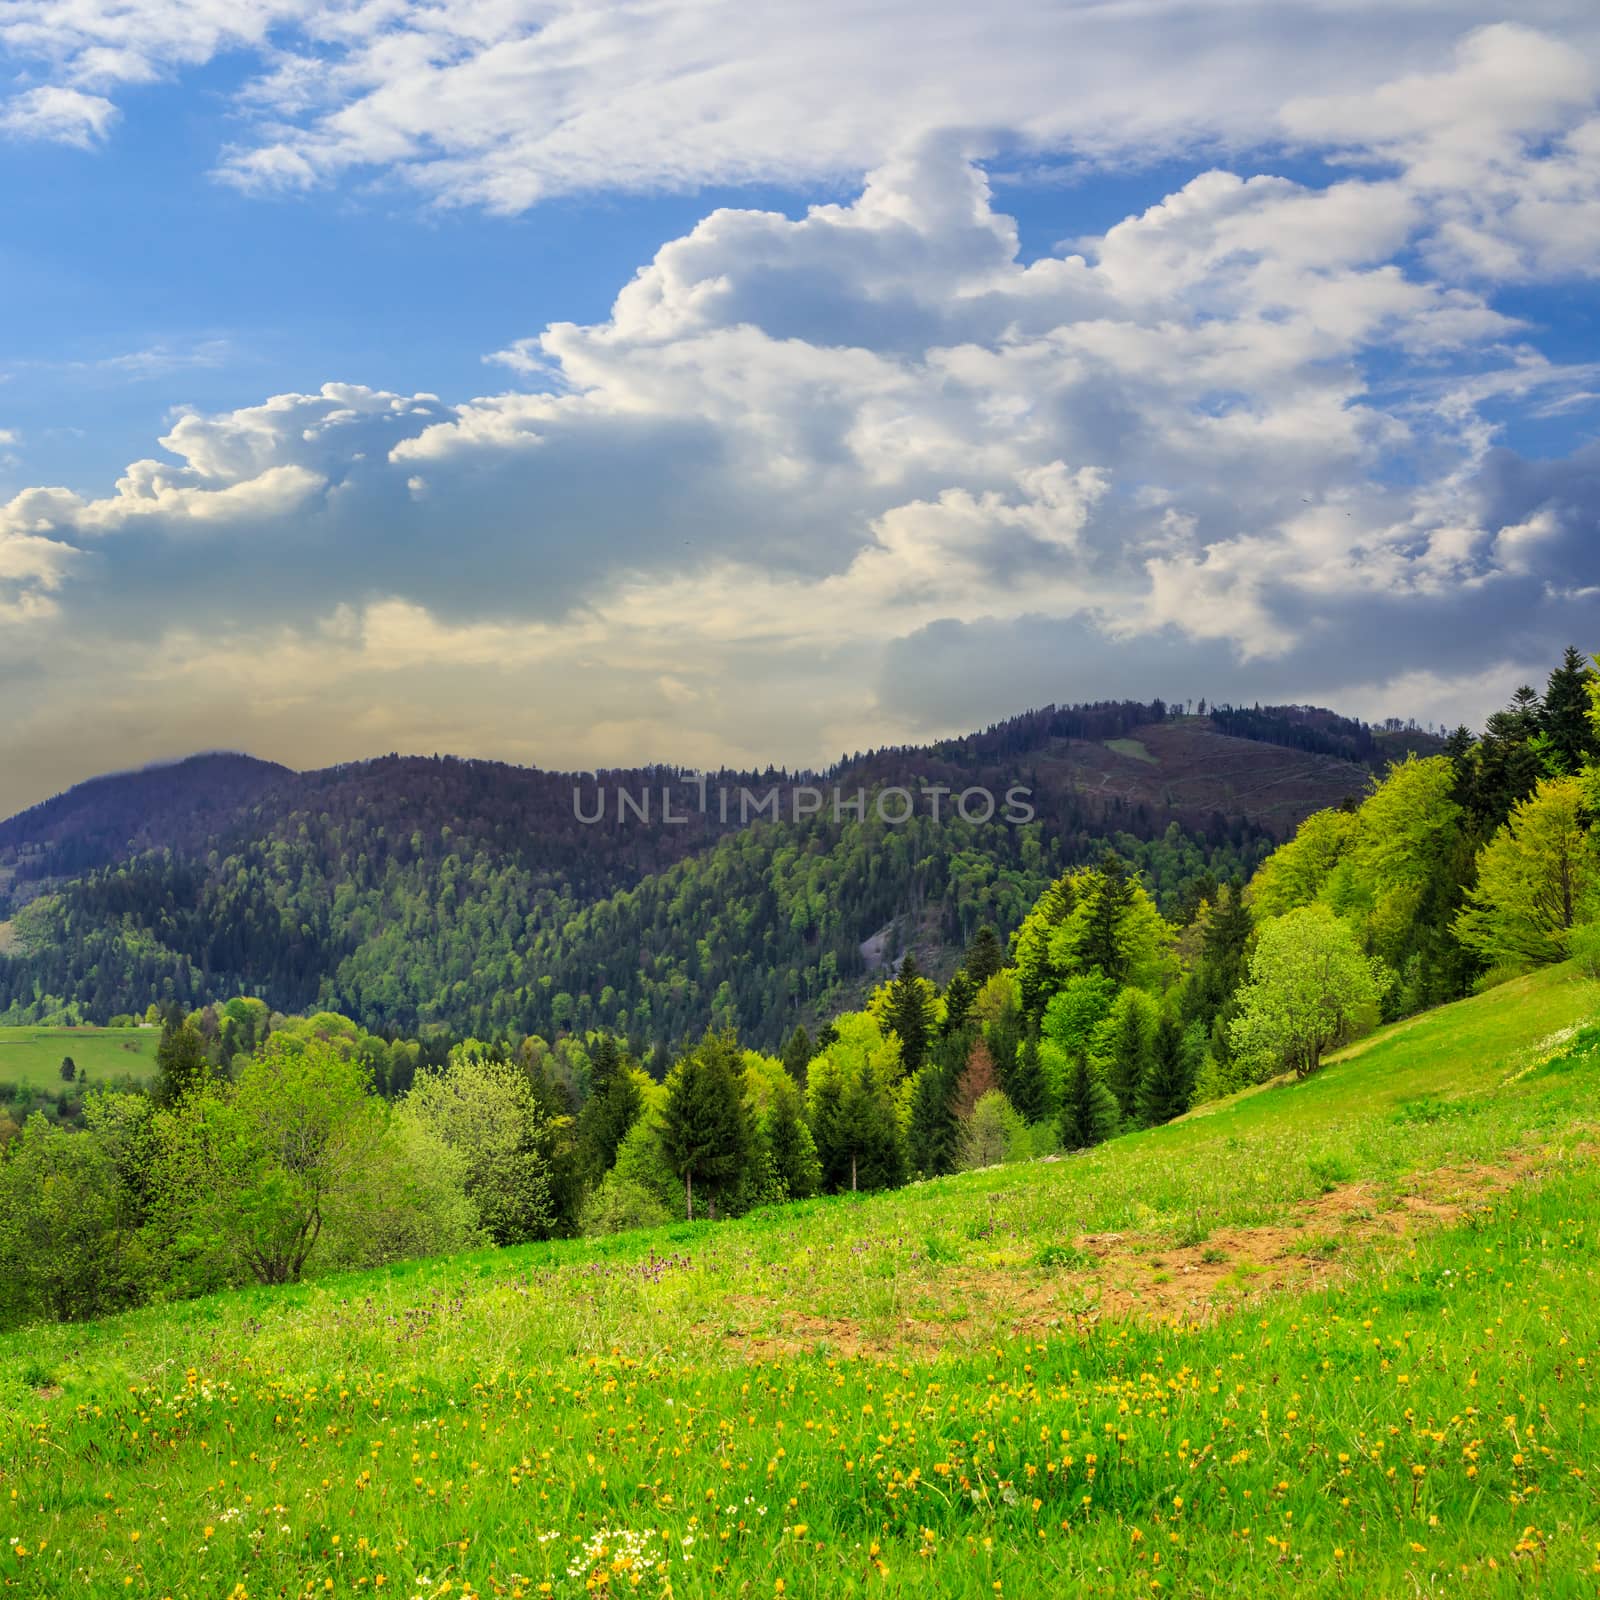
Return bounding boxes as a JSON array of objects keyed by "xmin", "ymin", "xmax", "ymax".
[
  {"xmin": 0, "ymin": 1025, "xmax": 157, "ymax": 1091},
  {"xmin": 1103, "ymin": 736, "xmax": 1158, "ymax": 764}
]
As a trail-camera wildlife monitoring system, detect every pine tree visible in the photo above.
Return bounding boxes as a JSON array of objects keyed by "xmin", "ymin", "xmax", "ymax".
[
  {"xmin": 1137, "ymin": 1014, "xmax": 1197, "ymax": 1126},
  {"xmin": 941, "ymin": 969, "xmax": 977, "ymax": 1037},
  {"xmin": 883, "ymin": 953, "xmax": 933, "ymax": 1075},
  {"xmin": 661, "ymin": 1031, "xmax": 751, "ymax": 1220},
  {"xmin": 152, "ymin": 1014, "xmax": 209, "ymax": 1108},
  {"xmin": 1057, "ymin": 1053, "xmax": 1120, "ymax": 1150},
  {"xmin": 963, "ymin": 924, "xmax": 1006, "ymax": 985},
  {"xmin": 1542, "ymin": 647, "xmax": 1599, "ymax": 774},
  {"xmin": 781, "ymin": 1025, "xmax": 813, "ymax": 1087},
  {"xmin": 1004, "ymin": 1033, "xmax": 1048, "ymax": 1124}
]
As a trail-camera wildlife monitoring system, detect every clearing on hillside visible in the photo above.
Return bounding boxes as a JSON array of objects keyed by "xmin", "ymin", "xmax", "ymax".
[{"xmin": 0, "ymin": 1025, "xmax": 157, "ymax": 1091}]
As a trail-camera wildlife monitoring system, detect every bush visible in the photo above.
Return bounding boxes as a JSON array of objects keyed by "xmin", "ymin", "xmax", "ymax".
[
  {"xmin": 580, "ymin": 1174, "xmax": 672, "ymax": 1237},
  {"xmin": 1569, "ymin": 920, "xmax": 1600, "ymax": 981}
]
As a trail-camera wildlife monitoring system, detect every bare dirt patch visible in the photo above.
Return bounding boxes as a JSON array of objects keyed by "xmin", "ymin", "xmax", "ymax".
[{"xmin": 723, "ymin": 1140, "xmax": 1587, "ymax": 1360}]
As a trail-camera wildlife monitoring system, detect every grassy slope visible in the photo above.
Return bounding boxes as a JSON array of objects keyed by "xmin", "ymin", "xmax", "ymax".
[
  {"xmin": 0, "ymin": 1025, "xmax": 156, "ymax": 1091},
  {"xmin": 3, "ymin": 966, "xmax": 1599, "ymax": 1597}
]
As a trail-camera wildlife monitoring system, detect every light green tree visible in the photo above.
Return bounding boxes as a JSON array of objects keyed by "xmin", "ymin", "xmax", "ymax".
[
  {"xmin": 0, "ymin": 1113, "xmax": 140, "ymax": 1326},
  {"xmin": 1247, "ymin": 807, "xmax": 1358, "ymax": 918},
  {"xmin": 182, "ymin": 1040, "xmax": 392, "ymax": 1285},
  {"xmin": 957, "ymin": 1089, "xmax": 1025, "ymax": 1170},
  {"xmin": 397, "ymin": 1049, "xmax": 558, "ymax": 1246},
  {"xmin": 1229, "ymin": 905, "xmax": 1389, "ymax": 1081},
  {"xmin": 1454, "ymin": 777, "xmax": 1599, "ymax": 968}
]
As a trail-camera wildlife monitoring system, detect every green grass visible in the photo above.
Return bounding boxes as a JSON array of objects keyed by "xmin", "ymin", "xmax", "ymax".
[
  {"xmin": 1103, "ymin": 738, "xmax": 1159, "ymax": 764},
  {"xmin": 3, "ymin": 965, "xmax": 1599, "ymax": 1597},
  {"xmin": 0, "ymin": 1025, "xmax": 157, "ymax": 1092}
]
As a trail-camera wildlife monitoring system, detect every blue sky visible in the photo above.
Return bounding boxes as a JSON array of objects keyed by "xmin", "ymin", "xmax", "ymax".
[{"xmin": 1, "ymin": 2, "xmax": 1598, "ymax": 816}]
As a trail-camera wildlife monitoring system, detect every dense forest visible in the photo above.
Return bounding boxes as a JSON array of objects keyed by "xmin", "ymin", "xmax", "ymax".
[
  {"xmin": 2, "ymin": 648, "xmax": 1594, "ymax": 1332},
  {"xmin": 0, "ymin": 698, "xmax": 1361, "ymax": 1045}
]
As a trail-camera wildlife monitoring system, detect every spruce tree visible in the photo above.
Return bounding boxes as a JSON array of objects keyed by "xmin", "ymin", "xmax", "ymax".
[
  {"xmin": 1137, "ymin": 1013, "xmax": 1195, "ymax": 1127},
  {"xmin": 884, "ymin": 953, "xmax": 932, "ymax": 1075},
  {"xmin": 1473, "ymin": 688, "xmax": 1546, "ymax": 825},
  {"xmin": 985, "ymin": 996, "xmax": 1024, "ymax": 1100},
  {"xmin": 834, "ymin": 1063, "xmax": 905, "ymax": 1191},
  {"xmin": 588, "ymin": 1034, "xmax": 622, "ymax": 1098},
  {"xmin": 577, "ymin": 1062, "xmax": 642, "ymax": 1181},
  {"xmin": 1057, "ymin": 1053, "xmax": 1120, "ymax": 1150},
  {"xmin": 941, "ymin": 968, "xmax": 977, "ymax": 1037},
  {"xmin": 963, "ymin": 924, "xmax": 1006, "ymax": 985},
  {"xmin": 1543, "ymin": 646, "xmax": 1599, "ymax": 774},
  {"xmin": 781, "ymin": 1024, "xmax": 813, "ymax": 1086},
  {"xmin": 661, "ymin": 1031, "xmax": 751, "ymax": 1220},
  {"xmin": 1079, "ymin": 854, "xmax": 1134, "ymax": 982},
  {"xmin": 1097, "ymin": 987, "xmax": 1158, "ymax": 1124},
  {"xmin": 1004, "ymin": 1033, "xmax": 1048, "ymax": 1124},
  {"xmin": 152, "ymin": 1014, "xmax": 209, "ymax": 1107},
  {"xmin": 953, "ymin": 1034, "xmax": 997, "ymax": 1120},
  {"xmin": 906, "ymin": 1056, "xmax": 960, "ymax": 1178},
  {"xmin": 763, "ymin": 1089, "xmax": 822, "ymax": 1200}
]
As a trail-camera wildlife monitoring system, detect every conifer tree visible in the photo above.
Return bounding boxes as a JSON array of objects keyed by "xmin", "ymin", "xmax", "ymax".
[
  {"xmin": 661, "ymin": 1031, "xmax": 751, "ymax": 1220},
  {"xmin": 1057, "ymin": 1053, "xmax": 1120, "ymax": 1150},
  {"xmin": 883, "ymin": 953, "xmax": 933, "ymax": 1075},
  {"xmin": 1542, "ymin": 647, "xmax": 1600, "ymax": 774},
  {"xmin": 941, "ymin": 968, "xmax": 977, "ymax": 1037},
  {"xmin": 985, "ymin": 995, "xmax": 1024, "ymax": 1101},
  {"xmin": 1004, "ymin": 1032, "xmax": 1048, "ymax": 1124},
  {"xmin": 963, "ymin": 924, "xmax": 1006, "ymax": 986},
  {"xmin": 1079, "ymin": 854, "xmax": 1134, "ymax": 982},
  {"xmin": 906, "ymin": 1055, "xmax": 961, "ymax": 1179},
  {"xmin": 833, "ymin": 1063, "xmax": 905, "ymax": 1192},
  {"xmin": 953, "ymin": 1034, "xmax": 997, "ymax": 1120},
  {"xmin": 1095, "ymin": 987, "xmax": 1159, "ymax": 1124},
  {"xmin": 1137, "ymin": 1014, "xmax": 1196, "ymax": 1126},
  {"xmin": 762, "ymin": 1086, "xmax": 822, "ymax": 1201},
  {"xmin": 577, "ymin": 1060, "xmax": 642, "ymax": 1182},
  {"xmin": 152, "ymin": 1014, "xmax": 209, "ymax": 1108},
  {"xmin": 781, "ymin": 1025, "xmax": 813, "ymax": 1087}
]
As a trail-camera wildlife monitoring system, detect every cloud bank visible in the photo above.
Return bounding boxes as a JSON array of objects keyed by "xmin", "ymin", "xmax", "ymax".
[{"xmin": 1, "ymin": 21, "xmax": 1598, "ymax": 813}]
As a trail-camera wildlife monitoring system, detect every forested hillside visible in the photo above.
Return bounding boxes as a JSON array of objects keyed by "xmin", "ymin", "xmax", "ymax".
[{"xmin": 0, "ymin": 697, "xmax": 1383, "ymax": 1043}]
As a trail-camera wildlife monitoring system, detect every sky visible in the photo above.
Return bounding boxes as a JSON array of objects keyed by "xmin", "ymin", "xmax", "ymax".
[{"xmin": 1, "ymin": 2, "xmax": 1599, "ymax": 818}]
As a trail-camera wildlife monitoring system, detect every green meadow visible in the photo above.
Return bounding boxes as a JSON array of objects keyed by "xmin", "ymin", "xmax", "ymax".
[
  {"xmin": 3, "ymin": 964, "xmax": 1599, "ymax": 1598},
  {"xmin": 0, "ymin": 1026, "xmax": 157, "ymax": 1092}
]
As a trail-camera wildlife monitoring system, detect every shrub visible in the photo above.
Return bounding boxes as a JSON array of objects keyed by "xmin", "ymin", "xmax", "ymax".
[
  {"xmin": 1569, "ymin": 920, "xmax": 1600, "ymax": 981},
  {"xmin": 580, "ymin": 1174, "xmax": 672, "ymax": 1237}
]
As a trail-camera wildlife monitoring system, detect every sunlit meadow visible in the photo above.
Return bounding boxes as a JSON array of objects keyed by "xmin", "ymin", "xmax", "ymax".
[{"xmin": 4, "ymin": 964, "xmax": 1599, "ymax": 1598}]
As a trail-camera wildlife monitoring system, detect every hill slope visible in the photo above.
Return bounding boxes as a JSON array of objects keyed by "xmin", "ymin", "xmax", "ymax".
[
  {"xmin": 0, "ymin": 702, "xmax": 1400, "ymax": 1042},
  {"xmin": 3, "ymin": 963, "xmax": 1595, "ymax": 1595}
]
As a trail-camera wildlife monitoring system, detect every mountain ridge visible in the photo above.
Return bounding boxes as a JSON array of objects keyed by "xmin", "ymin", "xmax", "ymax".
[{"xmin": 0, "ymin": 698, "xmax": 1439, "ymax": 1045}]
